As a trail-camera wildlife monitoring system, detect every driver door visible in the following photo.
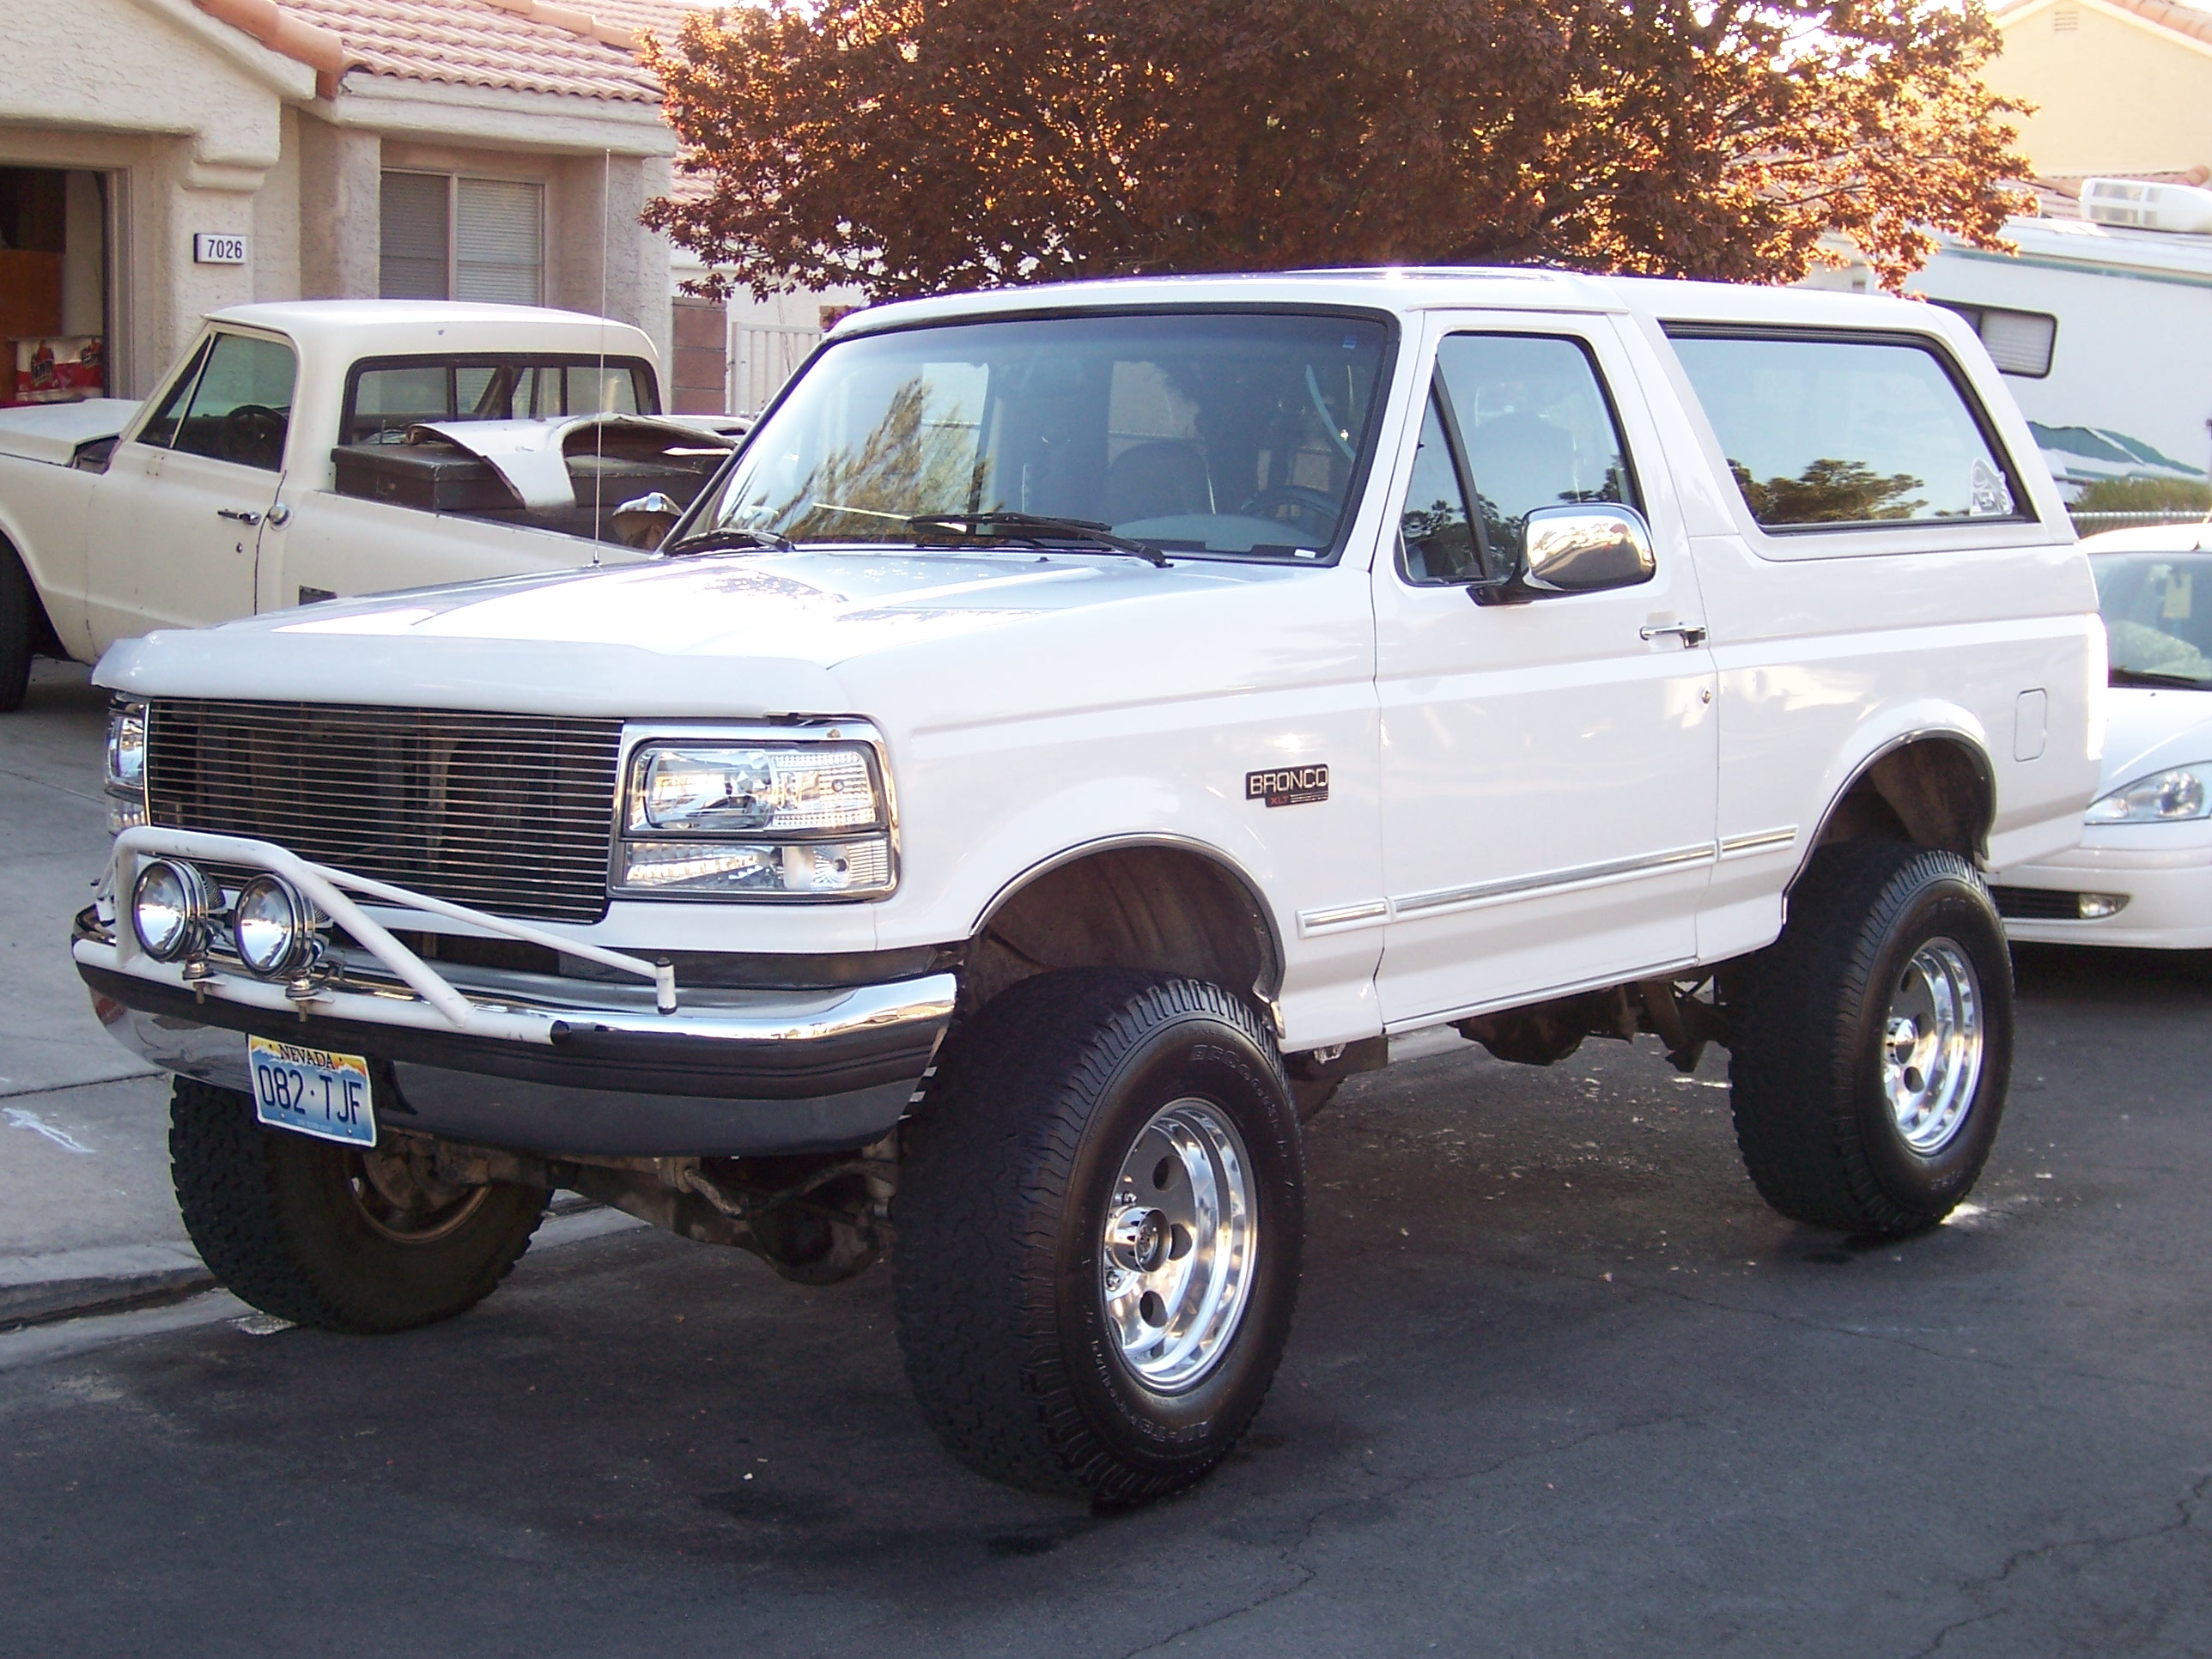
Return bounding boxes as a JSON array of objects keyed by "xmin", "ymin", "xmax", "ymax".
[{"xmin": 85, "ymin": 328, "xmax": 293, "ymax": 646}]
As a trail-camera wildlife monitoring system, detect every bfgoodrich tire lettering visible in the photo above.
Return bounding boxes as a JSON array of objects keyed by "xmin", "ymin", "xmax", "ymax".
[
  {"xmin": 1729, "ymin": 841, "xmax": 2014, "ymax": 1236},
  {"xmin": 892, "ymin": 969, "xmax": 1304, "ymax": 1504},
  {"xmin": 169, "ymin": 1078, "xmax": 549, "ymax": 1333}
]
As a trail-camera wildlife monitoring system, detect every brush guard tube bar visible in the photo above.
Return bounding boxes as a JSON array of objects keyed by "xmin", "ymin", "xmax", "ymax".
[{"xmin": 73, "ymin": 830, "xmax": 959, "ymax": 1158}]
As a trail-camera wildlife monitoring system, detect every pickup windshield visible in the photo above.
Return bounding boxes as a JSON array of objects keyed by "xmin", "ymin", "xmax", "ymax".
[
  {"xmin": 687, "ymin": 311, "xmax": 1393, "ymax": 560},
  {"xmin": 2095, "ymin": 548, "xmax": 2212, "ymax": 686}
]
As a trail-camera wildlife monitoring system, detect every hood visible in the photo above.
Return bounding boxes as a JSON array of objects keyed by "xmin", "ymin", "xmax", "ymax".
[
  {"xmin": 94, "ymin": 545, "xmax": 1304, "ymax": 719},
  {"xmin": 0, "ymin": 398, "xmax": 140, "ymax": 466},
  {"xmin": 2099, "ymin": 684, "xmax": 2212, "ymax": 792}
]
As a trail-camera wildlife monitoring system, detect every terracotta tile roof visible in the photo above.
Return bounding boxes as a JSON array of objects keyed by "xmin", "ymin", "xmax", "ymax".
[
  {"xmin": 1996, "ymin": 0, "xmax": 2212, "ymax": 49},
  {"xmin": 192, "ymin": 0, "xmax": 714, "ymax": 104}
]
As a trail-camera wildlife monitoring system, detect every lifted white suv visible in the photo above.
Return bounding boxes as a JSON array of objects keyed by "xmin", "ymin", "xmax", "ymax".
[{"xmin": 75, "ymin": 270, "xmax": 2102, "ymax": 1505}]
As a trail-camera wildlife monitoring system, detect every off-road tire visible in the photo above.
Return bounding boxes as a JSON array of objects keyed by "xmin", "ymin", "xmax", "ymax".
[
  {"xmin": 893, "ymin": 970, "xmax": 1304, "ymax": 1504},
  {"xmin": 169, "ymin": 1078, "xmax": 549, "ymax": 1333},
  {"xmin": 1729, "ymin": 841, "xmax": 2013, "ymax": 1236},
  {"xmin": 0, "ymin": 543, "xmax": 33, "ymax": 714}
]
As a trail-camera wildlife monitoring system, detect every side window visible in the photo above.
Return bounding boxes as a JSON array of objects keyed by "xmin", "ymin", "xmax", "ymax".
[
  {"xmin": 169, "ymin": 332, "xmax": 296, "ymax": 471},
  {"xmin": 1667, "ymin": 331, "xmax": 2026, "ymax": 531},
  {"xmin": 1399, "ymin": 393, "xmax": 1480, "ymax": 582},
  {"xmin": 134, "ymin": 339, "xmax": 211, "ymax": 451},
  {"xmin": 1399, "ymin": 332, "xmax": 1638, "ymax": 584}
]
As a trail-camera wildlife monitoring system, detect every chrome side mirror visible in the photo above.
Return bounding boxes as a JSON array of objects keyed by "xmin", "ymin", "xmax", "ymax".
[
  {"xmin": 611, "ymin": 491, "xmax": 684, "ymax": 550},
  {"xmin": 1472, "ymin": 503, "xmax": 1656, "ymax": 605}
]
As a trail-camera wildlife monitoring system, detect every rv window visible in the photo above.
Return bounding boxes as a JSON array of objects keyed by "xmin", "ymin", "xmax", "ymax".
[
  {"xmin": 1927, "ymin": 301, "xmax": 2057, "ymax": 379},
  {"xmin": 1666, "ymin": 329, "xmax": 2032, "ymax": 532}
]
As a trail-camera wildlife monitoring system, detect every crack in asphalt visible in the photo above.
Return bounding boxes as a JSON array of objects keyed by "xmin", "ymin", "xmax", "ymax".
[
  {"xmin": 1114, "ymin": 1413, "xmax": 1686, "ymax": 1657},
  {"xmin": 1904, "ymin": 1470, "xmax": 2212, "ymax": 1659}
]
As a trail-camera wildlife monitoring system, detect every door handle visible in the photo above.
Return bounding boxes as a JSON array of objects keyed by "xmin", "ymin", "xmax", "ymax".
[
  {"xmin": 1638, "ymin": 623, "xmax": 1707, "ymax": 648},
  {"xmin": 216, "ymin": 507, "xmax": 262, "ymax": 526}
]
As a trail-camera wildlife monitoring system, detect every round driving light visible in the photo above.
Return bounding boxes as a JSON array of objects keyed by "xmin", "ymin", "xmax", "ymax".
[
  {"xmin": 231, "ymin": 875, "xmax": 309, "ymax": 977},
  {"xmin": 131, "ymin": 860, "xmax": 209, "ymax": 962}
]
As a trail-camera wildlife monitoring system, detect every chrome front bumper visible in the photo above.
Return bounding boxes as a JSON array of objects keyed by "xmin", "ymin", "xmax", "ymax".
[{"xmin": 75, "ymin": 828, "xmax": 957, "ymax": 1157}]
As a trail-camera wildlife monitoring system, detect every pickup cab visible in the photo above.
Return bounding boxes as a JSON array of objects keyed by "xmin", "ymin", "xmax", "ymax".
[
  {"xmin": 72, "ymin": 270, "xmax": 2105, "ymax": 1507},
  {"xmin": 0, "ymin": 300, "xmax": 738, "ymax": 709}
]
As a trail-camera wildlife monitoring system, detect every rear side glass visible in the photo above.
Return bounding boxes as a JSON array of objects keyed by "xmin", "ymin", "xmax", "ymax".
[
  {"xmin": 168, "ymin": 332, "xmax": 297, "ymax": 471},
  {"xmin": 1668, "ymin": 331, "xmax": 2026, "ymax": 531}
]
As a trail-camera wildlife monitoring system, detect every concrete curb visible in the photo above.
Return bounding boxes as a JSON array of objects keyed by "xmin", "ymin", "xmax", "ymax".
[
  {"xmin": 0, "ymin": 1244, "xmax": 215, "ymax": 1329},
  {"xmin": 0, "ymin": 1203, "xmax": 647, "ymax": 1334}
]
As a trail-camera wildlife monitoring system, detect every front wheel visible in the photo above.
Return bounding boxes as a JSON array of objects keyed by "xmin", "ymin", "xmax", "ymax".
[
  {"xmin": 892, "ymin": 970, "xmax": 1304, "ymax": 1504},
  {"xmin": 0, "ymin": 543, "xmax": 34, "ymax": 714},
  {"xmin": 1728, "ymin": 842, "xmax": 2014, "ymax": 1236},
  {"xmin": 169, "ymin": 1079, "xmax": 549, "ymax": 1333}
]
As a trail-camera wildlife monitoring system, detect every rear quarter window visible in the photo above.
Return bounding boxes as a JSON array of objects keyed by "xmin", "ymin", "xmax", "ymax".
[{"xmin": 1665, "ymin": 329, "xmax": 2029, "ymax": 532}]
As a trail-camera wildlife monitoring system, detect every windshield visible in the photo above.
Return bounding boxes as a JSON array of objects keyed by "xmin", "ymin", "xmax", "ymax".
[
  {"xmin": 2096, "ymin": 549, "xmax": 2212, "ymax": 686},
  {"xmin": 685, "ymin": 311, "xmax": 1394, "ymax": 559}
]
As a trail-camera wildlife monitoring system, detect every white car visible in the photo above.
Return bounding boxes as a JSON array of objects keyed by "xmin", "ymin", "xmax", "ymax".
[
  {"xmin": 1994, "ymin": 523, "xmax": 2212, "ymax": 945},
  {"xmin": 0, "ymin": 300, "xmax": 737, "ymax": 711},
  {"xmin": 72, "ymin": 270, "xmax": 2101, "ymax": 1505}
]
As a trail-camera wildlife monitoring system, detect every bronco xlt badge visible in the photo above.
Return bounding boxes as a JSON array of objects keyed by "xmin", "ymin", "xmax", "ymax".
[{"xmin": 1247, "ymin": 764, "xmax": 1330, "ymax": 807}]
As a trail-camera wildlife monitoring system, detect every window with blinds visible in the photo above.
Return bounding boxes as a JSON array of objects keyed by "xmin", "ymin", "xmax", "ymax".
[{"xmin": 379, "ymin": 172, "xmax": 544, "ymax": 306}]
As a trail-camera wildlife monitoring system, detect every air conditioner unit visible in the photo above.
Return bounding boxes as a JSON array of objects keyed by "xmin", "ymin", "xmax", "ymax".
[{"xmin": 2081, "ymin": 177, "xmax": 2212, "ymax": 234}]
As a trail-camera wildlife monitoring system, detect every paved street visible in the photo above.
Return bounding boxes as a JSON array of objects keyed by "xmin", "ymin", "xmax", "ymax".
[{"xmin": 3, "ymin": 883, "xmax": 2209, "ymax": 1653}]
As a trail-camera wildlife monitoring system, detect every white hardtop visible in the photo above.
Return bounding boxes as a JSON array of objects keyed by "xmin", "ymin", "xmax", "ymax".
[
  {"xmin": 831, "ymin": 266, "xmax": 1965, "ymax": 339},
  {"xmin": 204, "ymin": 299, "xmax": 659, "ymax": 363}
]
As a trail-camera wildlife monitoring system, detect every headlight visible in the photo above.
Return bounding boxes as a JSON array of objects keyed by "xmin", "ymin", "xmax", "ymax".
[
  {"xmin": 2085, "ymin": 764, "xmax": 2212, "ymax": 824},
  {"xmin": 105, "ymin": 699, "xmax": 148, "ymax": 834},
  {"xmin": 615, "ymin": 738, "xmax": 895, "ymax": 899}
]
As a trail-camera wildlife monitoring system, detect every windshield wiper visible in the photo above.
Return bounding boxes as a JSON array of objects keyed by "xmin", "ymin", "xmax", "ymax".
[
  {"xmin": 2110, "ymin": 666, "xmax": 2212, "ymax": 690},
  {"xmin": 907, "ymin": 512, "xmax": 1170, "ymax": 567},
  {"xmin": 661, "ymin": 526, "xmax": 795, "ymax": 556}
]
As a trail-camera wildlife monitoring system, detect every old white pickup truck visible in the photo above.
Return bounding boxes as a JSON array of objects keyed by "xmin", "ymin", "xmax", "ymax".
[
  {"xmin": 0, "ymin": 300, "xmax": 738, "ymax": 710},
  {"xmin": 75, "ymin": 270, "xmax": 2104, "ymax": 1507}
]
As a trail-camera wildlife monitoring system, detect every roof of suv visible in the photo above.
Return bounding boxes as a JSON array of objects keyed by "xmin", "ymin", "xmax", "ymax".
[{"xmin": 831, "ymin": 267, "xmax": 1960, "ymax": 339}]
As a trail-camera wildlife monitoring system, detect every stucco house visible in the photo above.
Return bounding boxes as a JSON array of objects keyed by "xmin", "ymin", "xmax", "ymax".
[
  {"xmin": 0, "ymin": 0, "xmax": 711, "ymax": 408},
  {"xmin": 1988, "ymin": 0, "xmax": 2212, "ymax": 175}
]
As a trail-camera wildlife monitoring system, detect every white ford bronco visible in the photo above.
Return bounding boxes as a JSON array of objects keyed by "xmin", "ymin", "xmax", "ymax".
[{"xmin": 74, "ymin": 270, "xmax": 2103, "ymax": 1505}]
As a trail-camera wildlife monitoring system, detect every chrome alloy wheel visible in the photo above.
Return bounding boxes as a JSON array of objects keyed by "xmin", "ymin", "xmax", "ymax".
[
  {"xmin": 1100, "ymin": 1097, "xmax": 1259, "ymax": 1393},
  {"xmin": 1881, "ymin": 937, "xmax": 1984, "ymax": 1155}
]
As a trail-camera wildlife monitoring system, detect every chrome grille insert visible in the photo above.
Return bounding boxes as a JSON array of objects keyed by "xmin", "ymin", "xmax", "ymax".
[{"xmin": 144, "ymin": 701, "xmax": 622, "ymax": 924}]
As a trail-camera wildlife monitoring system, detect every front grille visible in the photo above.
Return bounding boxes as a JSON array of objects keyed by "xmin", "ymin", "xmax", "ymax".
[
  {"xmin": 1990, "ymin": 884, "xmax": 2081, "ymax": 921},
  {"xmin": 145, "ymin": 700, "xmax": 623, "ymax": 923}
]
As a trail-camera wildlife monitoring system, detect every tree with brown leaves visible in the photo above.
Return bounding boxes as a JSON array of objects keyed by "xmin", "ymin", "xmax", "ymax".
[{"xmin": 641, "ymin": 0, "xmax": 2030, "ymax": 301}]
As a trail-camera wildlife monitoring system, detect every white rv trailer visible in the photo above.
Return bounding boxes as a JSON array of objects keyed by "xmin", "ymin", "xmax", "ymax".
[{"xmin": 1804, "ymin": 180, "xmax": 2212, "ymax": 508}]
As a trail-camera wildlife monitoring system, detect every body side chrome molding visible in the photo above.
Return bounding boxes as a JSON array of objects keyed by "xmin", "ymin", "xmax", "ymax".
[
  {"xmin": 1389, "ymin": 841, "xmax": 1716, "ymax": 919},
  {"xmin": 1718, "ymin": 826, "xmax": 1798, "ymax": 858}
]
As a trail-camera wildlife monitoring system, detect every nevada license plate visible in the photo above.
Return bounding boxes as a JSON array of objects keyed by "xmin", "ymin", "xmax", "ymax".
[{"xmin": 246, "ymin": 1036, "xmax": 375, "ymax": 1147}]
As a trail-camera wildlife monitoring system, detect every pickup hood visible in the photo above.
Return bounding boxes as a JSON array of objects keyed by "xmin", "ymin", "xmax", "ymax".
[
  {"xmin": 95, "ymin": 545, "xmax": 1323, "ymax": 720},
  {"xmin": 2098, "ymin": 685, "xmax": 2212, "ymax": 794},
  {"xmin": 0, "ymin": 398, "xmax": 140, "ymax": 465}
]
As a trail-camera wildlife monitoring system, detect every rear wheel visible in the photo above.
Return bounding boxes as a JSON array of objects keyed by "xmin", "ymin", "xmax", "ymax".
[
  {"xmin": 169, "ymin": 1078, "xmax": 548, "ymax": 1333},
  {"xmin": 1729, "ymin": 842, "xmax": 2013, "ymax": 1236},
  {"xmin": 893, "ymin": 970, "xmax": 1304, "ymax": 1504}
]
